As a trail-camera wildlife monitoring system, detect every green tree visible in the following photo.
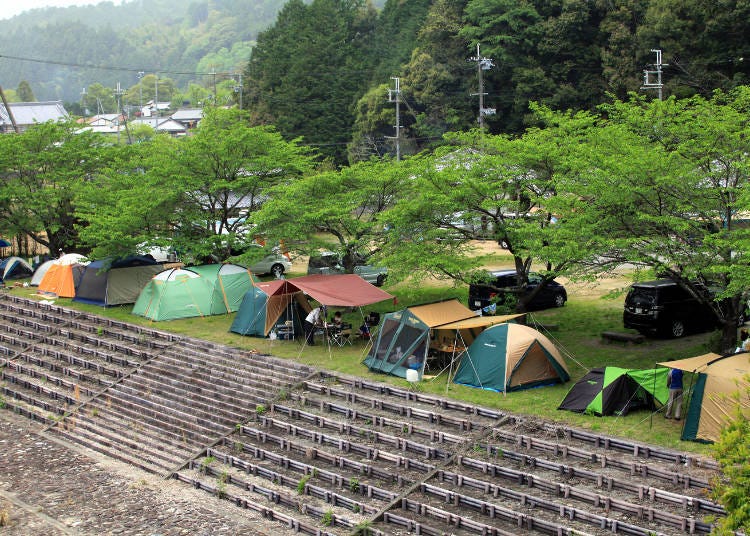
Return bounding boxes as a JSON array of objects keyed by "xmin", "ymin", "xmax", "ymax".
[
  {"xmin": 16, "ymin": 80, "xmax": 36, "ymax": 102},
  {"xmin": 245, "ymin": 0, "xmax": 378, "ymax": 165},
  {"xmin": 0, "ymin": 121, "xmax": 106, "ymax": 255},
  {"xmin": 252, "ymin": 158, "xmax": 411, "ymax": 272},
  {"xmin": 555, "ymin": 89, "xmax": 750, "ymax": 350},
  {"xmin": 83, "ymin": 83, "xmax": 116, "ymax": 115},
  {"xmin": 380, "ymin": 123, "xmax": 592, "ymax": 313},
  {"xmin": 76, "ymin": 134, "xmax": 181, "ymax": 260},
  {"xmin": 169, "ymin": 107, "xmax": 315, "ymax": 262},
  {"xmin": 461, "ymin": 0, "xmax": 608, "ymax": 133},
  {"xmin": 637, "ymin": 0, "xmax": 750, "ymax": 97}
]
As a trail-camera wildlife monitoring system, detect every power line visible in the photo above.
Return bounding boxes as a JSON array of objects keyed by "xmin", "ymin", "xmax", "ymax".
[{"xmin": 0, "ymin": 53, "xmax": 234, "ymax": 78}]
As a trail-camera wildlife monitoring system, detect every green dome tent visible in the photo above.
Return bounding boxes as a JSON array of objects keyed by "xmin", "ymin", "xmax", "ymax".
[
  {"xmin": 557, "ymin": 367, "xmax": 669, "ymax": 416},
  {"xmin": 452, "ymin": 323, "xmax": 569, "ymax": 392},
  {"xmin": 132, "ymin": 263, "xmax": 255, "ymax": 321}
]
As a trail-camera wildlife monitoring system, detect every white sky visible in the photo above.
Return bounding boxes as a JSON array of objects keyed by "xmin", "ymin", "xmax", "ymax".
[{"xmin": 2, "ymin": 1, "xmax": 121, "ymax": 21}]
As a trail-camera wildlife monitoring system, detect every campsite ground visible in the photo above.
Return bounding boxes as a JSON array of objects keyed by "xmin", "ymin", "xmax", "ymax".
[{"xmin": 7, "ymin": 241, "xmax": 717, "ymax": 456}]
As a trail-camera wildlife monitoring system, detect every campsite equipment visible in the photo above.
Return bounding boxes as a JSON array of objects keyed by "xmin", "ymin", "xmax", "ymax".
[
  {"xmin": 230, "ymin": 274, "xmax": 394, "ymax": 339},
  {"xmin": 132, "ymin": 263, "xmax": 255, "ymax": 321},
  {"xmin": 0, "ymin": 239, "xmax": 10, "ymax": 248},
  {"xmin": 0, "ymin": 256, "xmax": 33, "ymax": 282},
  {"xmin": 37, "ymin": 253, "xmax": 88, "ymax": 298},
  {"xmin": 73, "ymin": 256, "xmax": 165, "ymax": 307},
  {"xmin": 558, "ymin": 367, "xmax": 668, "ymax": 416},
  {"xmin": 657, "ymin": 353, "xmax": 750, "ymax": 443},
  {"xmin": 363, "ymin": 299, "xmax": 520, "ymax": 380},
  {"xmin": 453, "ymin": 323, "xmax": 569, "ymax": 392}
]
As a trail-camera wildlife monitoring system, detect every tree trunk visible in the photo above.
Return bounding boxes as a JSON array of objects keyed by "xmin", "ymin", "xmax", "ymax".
[{"xmin": 719, "ymin": 321, "xmax": 738, "ymax": 355}]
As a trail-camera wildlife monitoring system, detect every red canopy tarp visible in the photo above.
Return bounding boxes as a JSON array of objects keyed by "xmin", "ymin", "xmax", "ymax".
[{"xmin": 258, "ymin": 274, "xmax": 394, "ymax": 307}]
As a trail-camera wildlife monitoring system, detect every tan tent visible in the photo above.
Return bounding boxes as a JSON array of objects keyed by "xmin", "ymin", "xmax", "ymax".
[
  {"xmin": 658, "ymin": 353, "xmax": 750, "ymax": 443},
  {"xmin": 453, "ymin": 323, "xmax": 570, "ymax": 392}
]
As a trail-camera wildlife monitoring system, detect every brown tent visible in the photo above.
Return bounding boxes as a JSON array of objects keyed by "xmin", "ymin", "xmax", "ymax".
[{"xmin": 658, "ymin": 353, "xmax": 750, "ymax": 443}]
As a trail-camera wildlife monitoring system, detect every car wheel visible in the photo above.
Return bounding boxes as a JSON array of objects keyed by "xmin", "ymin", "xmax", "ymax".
[
  {"xmin": 553, "ymin": 294, "xmax": 566, "ymax": 308},
  {"xmin": 670, "ymin": 319, "xmax": 686, "ymax": 338},
  {"xmin": 375, "ymin": 274, "xmax": 385, "ymax": 287},
  {"xmin": 270, "ymin": 264, "xmax": 285, "ymax": 278}
]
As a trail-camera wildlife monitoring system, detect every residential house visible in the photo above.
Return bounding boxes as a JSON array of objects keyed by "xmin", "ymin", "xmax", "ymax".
[
  {"xmin": 0, "ymin": 101, "xmax": 69, "ymax": 133},
  {"xmin": 140, "ymin": 100, "xmax": 171, "ymax": 118},
  {"xmin": 170, "ymin": 108, "xmax": 203, "ymax": 131},
  {"xmin": 130, "ymin": 117, "xmax": 187, "ymax": 136}
]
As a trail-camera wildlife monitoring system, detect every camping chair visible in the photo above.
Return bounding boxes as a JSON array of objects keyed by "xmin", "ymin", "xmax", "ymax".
[{"xmin": 328, "ymin": 323, "xmax": 352, "ymax": 347}]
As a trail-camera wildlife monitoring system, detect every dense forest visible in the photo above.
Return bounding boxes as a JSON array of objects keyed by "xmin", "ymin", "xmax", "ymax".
[
  {"xmin": 0, "ymin": 0, "xmax": 384, "ymax": 105},
  {"xmin": 2, "ymin": 0, "xmax": 750, "ymax": 165}
]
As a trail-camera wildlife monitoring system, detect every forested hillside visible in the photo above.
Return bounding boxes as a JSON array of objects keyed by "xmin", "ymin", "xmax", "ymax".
[
  {"xmin": 2, "ymin": 0, "xmax": 749, "ymax": 167},
  {"xmin": 0, "ymin": 0, "xmax": 384, "ymax": 104}
]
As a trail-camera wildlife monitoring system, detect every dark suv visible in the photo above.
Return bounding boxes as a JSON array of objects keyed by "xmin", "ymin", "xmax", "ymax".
[
  {"xmin": 623, "ymin": 279, "xmax": 719, "ymax": 338},
  {"xmin": 468, "ymin": 270, "xmax": 567, "ymax": 312}
]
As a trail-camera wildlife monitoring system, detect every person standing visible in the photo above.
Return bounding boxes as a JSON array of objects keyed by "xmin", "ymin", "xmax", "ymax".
[
  {"xmin": 665, "ymin": 367, "xmax": 684, "ymax": 420},
  {"xmin": 304, "ymin": 306, "xmax": 323, "ymax": 346}
]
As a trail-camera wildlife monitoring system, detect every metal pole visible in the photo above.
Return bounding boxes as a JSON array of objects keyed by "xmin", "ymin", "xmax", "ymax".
[
  {"xmin": 387, "ymin": 77, "xmax": 401, "ymax": 161},
  {"xmin": 137, "ymin": 71, "xmax": 144, "ymax": 113}
]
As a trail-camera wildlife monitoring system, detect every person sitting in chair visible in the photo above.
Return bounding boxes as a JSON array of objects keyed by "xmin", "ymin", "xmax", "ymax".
[{"xmin": 331, "ymin": 311, "xmax": 343, "ymax": 328}]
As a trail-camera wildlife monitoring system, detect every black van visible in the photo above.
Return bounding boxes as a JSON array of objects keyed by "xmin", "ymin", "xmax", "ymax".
[
  {"xmin": 623, "ymin": 279, "xmax": 718, "ymax": 338},
  {"xmin": 468, "ymin": 270, "xmax": 567, "ymax": 312}
]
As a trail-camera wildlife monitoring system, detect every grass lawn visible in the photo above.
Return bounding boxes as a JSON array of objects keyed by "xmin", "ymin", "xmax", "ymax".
[{"xmin": 8, "ymin": 259, "xmax": 719, "ymax": 457}]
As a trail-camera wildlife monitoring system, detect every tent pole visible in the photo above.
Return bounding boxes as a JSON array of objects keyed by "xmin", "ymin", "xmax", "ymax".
[{"xmin": 650, "ymin": 363, "xmax": 656, "ymax": 430}]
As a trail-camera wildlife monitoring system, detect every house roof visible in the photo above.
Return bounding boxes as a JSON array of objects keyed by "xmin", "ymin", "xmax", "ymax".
[
  {"xmin": 0, "ymin": 101, "xmax": 69, "ymax": 130},
  {"xmin": 170, "ymin": 108, "xmax": 203, "ymax": 122},
  {"xmin": 130, "ymin": 117, "xmax": 186, "ymax": 133}
]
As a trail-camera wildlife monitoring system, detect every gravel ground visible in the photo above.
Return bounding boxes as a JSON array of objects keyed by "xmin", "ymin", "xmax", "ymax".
[{"xmin": 0, "ymin": 411, "xmax": 295, "ymax": 536}]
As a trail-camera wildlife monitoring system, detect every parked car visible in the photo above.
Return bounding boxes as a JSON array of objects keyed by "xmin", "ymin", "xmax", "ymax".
[
  {"xmin": 307, "ymin": 252, "xmax": 388, "ymax": 287},
  {"xmin": 623, "ymin": 279, "xmax": 727, "ymax": 338},
  {"xmin": 248, "ymin": 251, "xmax": 291, "ymax": 278},
  {"xmin": 468, "ymin": 270, "xmax": 567, "ymax": 312}
]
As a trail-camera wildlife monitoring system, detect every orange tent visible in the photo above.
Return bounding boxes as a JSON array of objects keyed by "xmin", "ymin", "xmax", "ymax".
[{"xmin": 38, "ymin": 254, "xmax": 88, "ymax": 298}]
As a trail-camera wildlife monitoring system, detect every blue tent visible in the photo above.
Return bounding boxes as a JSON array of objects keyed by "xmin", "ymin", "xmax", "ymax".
[
  {"xmin": 73, "ymin": 256, "xmax": 164, "ymax": 307},
  {"xmin": 0, "ymin": 256, "xmax": 33, "ymax": 282}
]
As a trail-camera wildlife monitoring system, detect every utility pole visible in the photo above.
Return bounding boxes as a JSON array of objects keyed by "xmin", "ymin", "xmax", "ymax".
[
  {"xmin": 211, "ymin": 70, "xmax": 217, "ymax": 104},
  {"xmin": 642, "ymin": 49, "xmax": 668, "ymax": 100},
  {"xmin": 233, "ymin": 72, "xmax": 243, "ymax": 109},
  {"xmin": 386, "ymin": 77, "xmax": 402, "ymax": 161},
  {"xmin": 114, "ymin": 81, "xmax": 124, "ymax": 144},
  {"xmin": 137, "ymin": 71, "xmax": 144, "ymax": 113},
  {"xmin": 80, "ymin": 87, "xmax": 87, "ymax": 120},
  {"xmin": 469, "ymin": 44, "xmax": 495, "ymax": 133},
  {"xmin": 0, "ymin": 86, "xmax": 19, "ymax": 133},
  {"xmin": 154, "ymin": 74, "xmax": 158, "ymax": 117}
]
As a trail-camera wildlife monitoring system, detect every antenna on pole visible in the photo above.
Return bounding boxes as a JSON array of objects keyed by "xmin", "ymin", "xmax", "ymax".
[
  {"xmin": 641, "ymin": 49, "xmax": 668, "ymax": 100},
  {"xmin": 386, "ymin": 77, "xmax": 402, "ymax": 161},
  {"xmin": 469, "ymin": 44, "xmax": 495, "ymax": 133}
]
